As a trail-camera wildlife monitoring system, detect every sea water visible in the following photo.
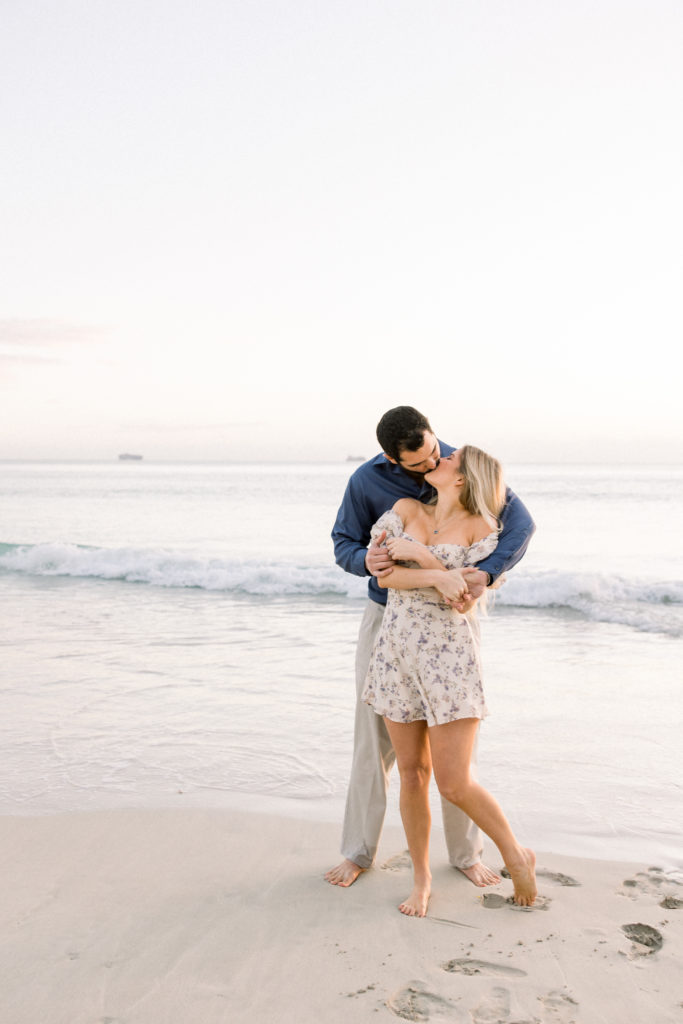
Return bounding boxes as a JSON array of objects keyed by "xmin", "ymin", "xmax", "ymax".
[{"xmin": 1, "ymin": 460, "xmax": 681, "ymax": 867}]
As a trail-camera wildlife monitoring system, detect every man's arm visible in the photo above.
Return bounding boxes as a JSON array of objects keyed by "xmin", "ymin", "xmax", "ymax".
[
  {"xmin": 477, "ymin": 487, "xmax": 535, "ymax": 582},
  {"xmin": 460, "ymin": 488, "xmax": 535, "ymax": 600},
  {"xmin": 332, "ymin": 473, "xmax": 393, "ymax": 578}
]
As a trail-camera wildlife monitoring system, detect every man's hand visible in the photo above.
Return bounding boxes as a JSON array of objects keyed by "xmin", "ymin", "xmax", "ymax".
[
  {"xmin": 365, "ymin": 530, "xmax": 396, "ymax": 578},
  {"xmin": 460, "ymin": 567, "xmax": 489, "ymax": 600}
]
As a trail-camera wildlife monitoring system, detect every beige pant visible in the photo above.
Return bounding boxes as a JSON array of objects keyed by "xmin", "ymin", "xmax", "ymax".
[{"xmin": 340, "ymin": 599, "xmax": 483, "ymax": 870}]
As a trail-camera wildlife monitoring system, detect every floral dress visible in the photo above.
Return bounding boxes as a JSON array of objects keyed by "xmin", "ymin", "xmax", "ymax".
[{"xmin": 362, "ymin": 509, "xmax": 499, "ymax": 726}]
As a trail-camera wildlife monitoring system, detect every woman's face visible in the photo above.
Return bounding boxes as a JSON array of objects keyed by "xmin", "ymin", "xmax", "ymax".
[{"xmin": 424, "ymin": 450, "xmax": 463, "ymax": 486}]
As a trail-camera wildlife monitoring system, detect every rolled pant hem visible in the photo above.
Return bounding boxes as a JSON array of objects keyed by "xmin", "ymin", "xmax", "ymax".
[
  {"xmin": 450, "ymin": 854, "xmax": 484, "ymax": 871},
  {"xmin": 341, "ymin": 849, "xmax": 375, "ymax": 870}
]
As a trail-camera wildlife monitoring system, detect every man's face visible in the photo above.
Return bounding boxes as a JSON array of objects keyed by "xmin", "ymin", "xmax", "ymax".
[
  {"xmin": 391, "ymin": 431, "xmax": 441, "ymax": 476},
  {"xmin": 424, "ymin": 449, "xmax": 461, "ymax": 483}
]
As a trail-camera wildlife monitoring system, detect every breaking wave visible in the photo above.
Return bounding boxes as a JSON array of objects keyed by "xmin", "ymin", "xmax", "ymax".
[
  {"xmin": 1, "ymin": 541, "xmax": 681, "ymax": 636},
  {"xmin": 0, "ymin": 541, "xmax": 367, "ymax": 598}
]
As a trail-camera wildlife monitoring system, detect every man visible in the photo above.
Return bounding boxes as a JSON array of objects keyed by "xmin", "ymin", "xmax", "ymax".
[{"xmin": 325, "ymin": 406, "xmax": 535, "ymax": 887}]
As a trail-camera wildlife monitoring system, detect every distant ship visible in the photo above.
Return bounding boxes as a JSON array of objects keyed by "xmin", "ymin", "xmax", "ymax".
[
  {"xmin": 118, "ymin": 453, "xmax": 143, "ymax": 461},
  {"xmin": 345, "ymin": 455, "xmax": 365, "ymax": 462}
]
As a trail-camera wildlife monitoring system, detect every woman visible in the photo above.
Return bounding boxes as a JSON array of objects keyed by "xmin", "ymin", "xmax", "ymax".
[{"xmin": 362, "ymin": 445, "xmax": 536, "ymax": 916}]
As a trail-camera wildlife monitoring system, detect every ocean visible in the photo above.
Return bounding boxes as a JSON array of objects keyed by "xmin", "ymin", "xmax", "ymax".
[{"xmin": 1, "ymin": 460, "xmax": 681, "ymax": 868}]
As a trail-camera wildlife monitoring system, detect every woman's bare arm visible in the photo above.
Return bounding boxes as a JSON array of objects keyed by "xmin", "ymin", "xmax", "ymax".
[{"xmin": 378, "ymin": 565, "xmax": 468, "ymax": 603}]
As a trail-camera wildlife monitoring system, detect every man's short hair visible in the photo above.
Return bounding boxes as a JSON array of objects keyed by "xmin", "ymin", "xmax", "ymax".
[{"xmin": 376, "ymin": 406, "xmax": 432, "ymax": 462}]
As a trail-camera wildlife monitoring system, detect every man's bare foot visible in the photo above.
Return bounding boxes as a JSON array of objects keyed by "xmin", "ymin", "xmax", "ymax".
[
  {"xmin": 324, "ymin": 858, "xmax": 366, "ymax": 887},
  {"xmin": 506, "ymin": 848, "xmax": 537, "ymax": 906},
  {"xmin": 399, "ymin": 875, "xmax": 432, "ymax": 917},
  {"xmin": 457, "ymin": 861, "xmax": 502, "ymax": 887}
]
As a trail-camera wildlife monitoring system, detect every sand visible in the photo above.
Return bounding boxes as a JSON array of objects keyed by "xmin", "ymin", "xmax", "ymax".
[{"xmin": 0, "ymin": 807, "xmax": 681, "ymax": 1023}]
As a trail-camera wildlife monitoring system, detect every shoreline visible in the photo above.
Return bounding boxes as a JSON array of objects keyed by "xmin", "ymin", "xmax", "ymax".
[{"xmin": 2, "ymin": 807, "xmax": 682, "ymax": 1023}]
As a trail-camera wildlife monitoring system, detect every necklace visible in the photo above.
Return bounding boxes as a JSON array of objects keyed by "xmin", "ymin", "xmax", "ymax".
[{"xmin": 432, "ymin": 512, "xmax": 462, "ymax": 535}]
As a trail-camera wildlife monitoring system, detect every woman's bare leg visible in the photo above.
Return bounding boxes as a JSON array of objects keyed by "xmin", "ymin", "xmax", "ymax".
[
  {"xmin": 429, "ymin": 719, "xmax": 536, "ymax": 906},
  {"xmin": 383, "ymin": 718, "xmax": 433, "ymax": 917}
]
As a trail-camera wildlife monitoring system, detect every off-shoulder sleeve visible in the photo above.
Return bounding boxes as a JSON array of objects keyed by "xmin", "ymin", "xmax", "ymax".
[
  {"xmin": 463, "ymin": 531, "xmax": 499, "ymax": 566},
  {"xmin": 370, "ymin": 508, "xmax": 404, "ymax": 545}
]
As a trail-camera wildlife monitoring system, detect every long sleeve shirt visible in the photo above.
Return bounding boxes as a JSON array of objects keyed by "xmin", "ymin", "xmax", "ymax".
[{"xmin": 331, "ymin": 440, "xmax": 536, "ymax": 606}]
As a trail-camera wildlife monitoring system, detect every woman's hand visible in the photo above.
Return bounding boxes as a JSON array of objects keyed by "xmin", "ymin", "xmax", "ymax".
[
  {"xmin": 385, "ymin": 536, "xmax": 424, "ymax": 563},
  {"xmin": 433, "ymin": 569, "xmax": 469, "ymax": 604},
  {"xmin": 387, "ymin": 536, "xmax": 446, "ymax": 571},
  {"xmin": 451, "ymin": 596, "xmax": 478, "ymax": 615}
]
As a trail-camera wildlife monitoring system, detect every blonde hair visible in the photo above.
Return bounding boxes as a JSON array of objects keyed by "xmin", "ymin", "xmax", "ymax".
[{"xmin": 458, "ymin": 445, "xmax": 505, "ymax": 532}]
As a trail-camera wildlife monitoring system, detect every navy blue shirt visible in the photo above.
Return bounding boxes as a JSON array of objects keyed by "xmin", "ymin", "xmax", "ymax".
[{"xmin": 331, "ymin": 440, "xmax": 535, "ymax": 605}]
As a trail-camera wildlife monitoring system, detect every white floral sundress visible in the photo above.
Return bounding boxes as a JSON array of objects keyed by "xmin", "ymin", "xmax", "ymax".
[{"xmin": 362, "ymin": 509, "xmax": 499, "ymax": 727}]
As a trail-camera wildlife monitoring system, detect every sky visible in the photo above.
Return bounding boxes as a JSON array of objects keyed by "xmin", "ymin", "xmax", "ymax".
[{"xmin": 1, "ymin": 0, "xmax": 682, "ymax": 463}]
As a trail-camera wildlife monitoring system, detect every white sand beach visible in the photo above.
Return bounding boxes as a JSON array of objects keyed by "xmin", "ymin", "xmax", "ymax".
[{"xmin": 1, "ymin": 808, "xmax": 681, "ymax": 1024}]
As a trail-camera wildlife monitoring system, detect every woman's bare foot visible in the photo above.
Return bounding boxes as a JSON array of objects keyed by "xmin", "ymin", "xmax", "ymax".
[
  {"xmin": 398, "ymin": 874, "xmax": 432, "ymax": 917},
  {"xmin": 324, "ymin": 858, "xmax": 366, "ymax": 887},
  {"xmin": 506, "ymin": 848, "xmax": 537, "ymax": 906},
  {"xmin": 457, "ymin": 861, "xmax": 502, "ymax": 887}
]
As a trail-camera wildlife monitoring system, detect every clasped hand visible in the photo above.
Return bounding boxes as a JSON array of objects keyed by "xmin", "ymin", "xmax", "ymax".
[
  {"xmin": 433, "ymin": 569, "xmax": 469, "ymax": 605},
  {"xmin": 365, "ymin": 530, "xmax": 396, "ymax": 578}
]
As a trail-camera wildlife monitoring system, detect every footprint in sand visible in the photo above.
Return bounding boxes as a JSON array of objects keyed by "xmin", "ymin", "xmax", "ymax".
[
  {"xmin": 621, "ymin": 922, "xmax": 663, "ymax": 955},
  {"xmin": 481, "ymin": 893, "xmax": 508, "ymax": 909},
  {"xmin": 381, "ymin": 851, "xmax": 413, "ymax": 872},
  {"xmin": 659, "ymin": 895, "xmax": 683, "ymax": 910},
  {"xmin": 621, "ymin": 866, "xmax": 681, "ymax": 900},
  {"xmin": 386, "ymin": 981, "xmax": 460, "ymax": 1022},
  {"xmin": 470, "ymin": 985, "xmax": 511, "ymax": 1024},
  {"xmin": 537, "ymin": 990, "xmax": 579, "ymax": 1023},
  {"xmin": 442, "ymin": 958, "xmax": 527, "ymax": 978},
  {"xmin": 501, "ymin": 867, "xmax": 580, "ymax": 887},
  {"xmin": 481, "ymin": 893, "xmax": 551, "ymax": 912}
]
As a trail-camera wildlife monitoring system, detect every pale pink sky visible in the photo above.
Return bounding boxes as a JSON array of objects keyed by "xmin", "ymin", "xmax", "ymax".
[{"xmin": 1, "ymin": 1, "xmax": 682, "ymax": 462}]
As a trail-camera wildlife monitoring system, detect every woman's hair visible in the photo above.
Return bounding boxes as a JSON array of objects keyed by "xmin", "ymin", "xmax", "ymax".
[{"xmin": 458, "ymin": 445, "xmax": 505, "ymax": 530}]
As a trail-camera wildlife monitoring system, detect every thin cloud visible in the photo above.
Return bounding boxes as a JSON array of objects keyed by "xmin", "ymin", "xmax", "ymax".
[
  {"xmin": 0, "ymin": 351, "xmax": 63, "ymax": 364},
  {"xmin": 0, "ymin": 319, "xmax": 106, "ymax": 346},
  {"xmin": 0, "ymin": 319, "xmax": 108, "ymax": 368},
  {"xmin": 119, "ymin": 420, "xmax": 265, "ymax": 432}
]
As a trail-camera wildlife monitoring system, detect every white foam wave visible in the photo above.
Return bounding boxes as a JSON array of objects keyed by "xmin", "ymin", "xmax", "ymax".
[
  {"xmin": 498, "ymin": 570, "xmax": 683, "ymax": 609},
  {"xmin": 1, "ymin": 543, "xmax": 681, "ymax": 635},
  {"xmin": 497, "ymin": 570, "xmax": 683, "ymax": 636},
  {"xmin": 0, "ymin": 542, "xmax": 368, "ymax": 598}
]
